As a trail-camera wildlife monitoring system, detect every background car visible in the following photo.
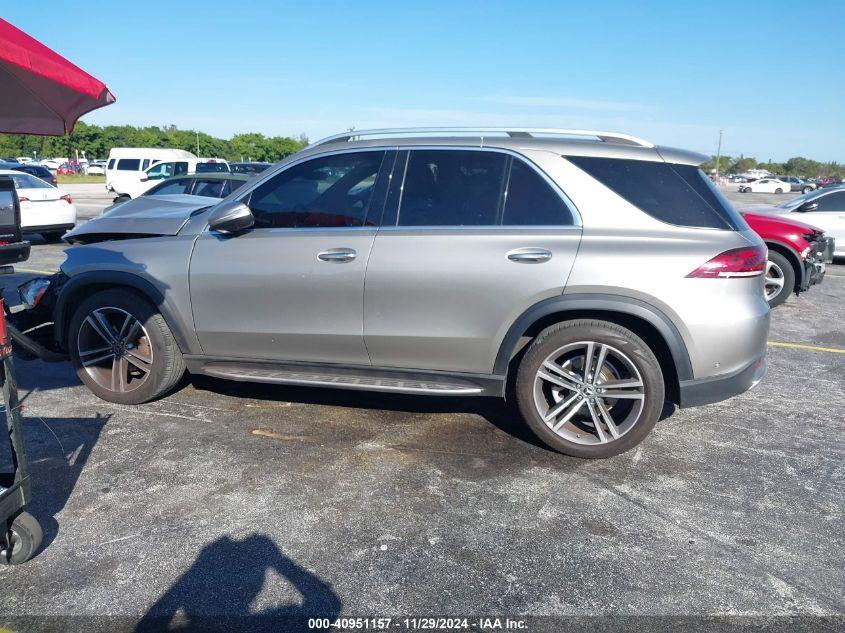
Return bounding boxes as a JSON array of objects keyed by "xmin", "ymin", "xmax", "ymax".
[
  {"xmin": 38, "ymin": 158, "xmax": 62, "ymax": 170},
  {"xmin": 56, "ymin": 161, "xmax": 83, "ymax": 175},
  {"xmin": 230, "ymin": 161, "xmax": 272, "ymax": 175},
  {"xmin": 118, "ymin": 157, "xmax": 232, "ymax": 199},
  {"xmin": 741, "ymin": 187, "xmax": 845, "ymax": 257},
  {"xmin": 741, "ymin": 212, "xmax": 833, "ymax": 307},
  {"xmin": 777, "ymin": 176, "xmax": 815, "ymax": 193},
  {"xmin": 103, "ymin": 172, "xmax": 250, "ymax": 213},
  {"xmin": 0, "ymin": 161, "xmax": 57, "ymax": 186},
  {"xmin": 85, "ymin": 161, "xmax": 106, "ymax": 175},
  {"xmin": 739, "ymin": 177, "xmax": 791, "ymax": 193},
  {"xmin": 0, "ymin": 169, "xmax": 77, "ymax": 241}
]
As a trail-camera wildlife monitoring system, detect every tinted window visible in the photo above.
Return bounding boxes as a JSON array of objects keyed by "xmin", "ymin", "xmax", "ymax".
[
  {"xmin": 174, "ymin": 162, "xmax": 189, "ymax": 175},
  {"xmin": 108, "ymin": 159, "xmax": 116, "ymax": 170},
  {"xmin": 567, "ymin": 156, "xmax": 744, "ymax": 230},
  {"xmin": 397, "ymin": 150, "xmax": 506, "ymax": 226},
  {"xmin": 141, "ymin": 159, "xmax": 151, "ymax": 170},
  {"xmin": 815, "ymin": 191, "xmax": 845, "ymax": 212},
  {"xmin": 196, "ymin": 162, "xmax": 229, "ymax": 173},
  {"xmin": 248, "ymin": 151, "xmax": 384, "ymax": 229},
  {"xmin": 147, "ymin": 178, "xmax": 191, "ymax": 195},
  {"xmin": 503, "ymin": 159, "xmax": 572, "ymax": 225},
  {"xmin": 116, "ymin": 158, "xmax": 141, "ymax": 171},
  {"xmin": 192, "ymin": 179, "xmax": 226, "ymax": 198}
]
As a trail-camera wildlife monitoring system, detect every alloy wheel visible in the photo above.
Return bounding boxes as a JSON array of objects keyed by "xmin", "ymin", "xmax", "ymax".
[
  {"xmin": 764, "ymin": 260, "xmax": 786, "ymax": 301},
  {"xmin": 76, "ymin": 307, "xmax": 153, "ymax": 393},
  {"xmin": 533, "ymin": 342, "xmax": 646, "ymax": 445}
]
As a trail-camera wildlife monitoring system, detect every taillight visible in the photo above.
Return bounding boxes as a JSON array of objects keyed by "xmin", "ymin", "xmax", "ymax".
[
  {"xmin": 61, "ymin": 194, "xmax": 72, "ymax": 204},
  {"xmin": 686, "ymin": 245, "xmax": 767, "ymax": 278},
  {"xmin": 51, "ymin": 178, "xmax": 57, "ymax": 185}
]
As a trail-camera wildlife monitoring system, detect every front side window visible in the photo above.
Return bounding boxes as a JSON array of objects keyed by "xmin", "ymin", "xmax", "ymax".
[
  {"xmin": 146, "ymin": 162, "xmax": 175, "ymax": 180},
  {"xmin": 116, "ymin": 158, "xmax": 141, "ymax": 171},
  {"xmin": 397, "ymin": 150, "xmax": 506, "ymax": 226},
  {"xmin": 248, "ymin": 151, "xmax": 385, "ymax": 228},
  {"xmin": 147, "ymin": 178, "xmax": 191, "ymax": 196},
  {"xmin": 815, "ymin": 191, "xmax": 845, "ymax": 212},
  {"xmin": 567, "ymin": 156, "xmax": 745, "ymax": 230},
  {"xmin": 502, "ymin": 159, "xmax": 572, "ymax": 226}
]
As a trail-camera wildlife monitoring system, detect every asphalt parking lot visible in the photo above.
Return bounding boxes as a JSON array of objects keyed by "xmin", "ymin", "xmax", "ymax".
[{"xmin": 1, "ymin": 185, "xmax": 843, "ymax": 630}]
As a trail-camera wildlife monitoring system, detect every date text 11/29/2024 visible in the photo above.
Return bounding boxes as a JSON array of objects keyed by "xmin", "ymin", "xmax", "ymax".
[{"xmin": 308, "ymin": 617, "xmax": 528, "ymax": 630}]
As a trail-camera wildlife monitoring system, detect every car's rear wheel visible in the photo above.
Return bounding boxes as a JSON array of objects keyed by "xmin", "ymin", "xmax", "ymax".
[
  {"xmin": 775, "ymin": 188, "xmax": 783, "ymax": 194},
  {"xmin": 515, "ymin": 320, "xmax": 665, "ymax": 458},
  {"xmin": 764, "ymin": 251, "xmax": 795, "ymax": 308},
  {"xmin": 68, "ymin": 289, "xmax": 185, "ymax": 404},
  {"xmin": 802, "ymin": 186, "xmax": 813, "ymax": 194}
]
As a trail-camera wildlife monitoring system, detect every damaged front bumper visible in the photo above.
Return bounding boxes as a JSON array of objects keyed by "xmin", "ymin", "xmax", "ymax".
[
  {"xmin": 5, "ymin": 272, "xmax": 68, "ymax": 361},
  {"xmin": 799, "ymin": 236, "xmax": 835, "ymax": 292}
]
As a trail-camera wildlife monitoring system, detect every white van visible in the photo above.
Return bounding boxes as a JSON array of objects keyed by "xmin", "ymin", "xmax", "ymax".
[
  {"xmin": 106, "ymin": 148, "xmax": 196, "ymax": 195},
  {"xmin": 119, "ymin": 157, "xmax": 231, "ymax": 199}
]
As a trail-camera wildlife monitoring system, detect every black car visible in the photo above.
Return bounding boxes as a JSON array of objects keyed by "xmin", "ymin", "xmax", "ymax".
[
  {"xmin": 229, "ymin": 161, "xmax": 272, "ymax": 175},
  {"xmin": 0, "ymin": 161, "xmax": 57, "ymax": 186}
]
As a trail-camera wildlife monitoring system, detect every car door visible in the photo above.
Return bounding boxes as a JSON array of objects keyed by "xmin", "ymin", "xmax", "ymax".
[
  {"xmin": 795, "ymin": 190, "xmax": 845, "ymax": 250},
  {"xmin": 189, "ymin": 149, "xmax": 392, "ymax": 364},
  {"xmin": 364, "ymin": 148, "xmax": 581, "ymax": 374}
]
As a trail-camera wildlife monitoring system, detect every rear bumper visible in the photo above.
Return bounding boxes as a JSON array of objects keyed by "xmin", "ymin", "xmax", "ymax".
[{"xmin": 678, "ymin": 354, "xmax": 766, "ymax": 408}]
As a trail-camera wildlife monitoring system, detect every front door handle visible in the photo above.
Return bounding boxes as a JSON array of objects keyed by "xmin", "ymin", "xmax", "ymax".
[
  {"xmin": 317, "ymin": 248, "xmax": 357, "ymax": 263},
  {"xmin": 507, "ymin": 247, "xmax": 552, "ymax": 263}
]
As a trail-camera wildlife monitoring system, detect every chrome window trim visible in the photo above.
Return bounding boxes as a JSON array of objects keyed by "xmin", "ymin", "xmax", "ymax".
[{"xmin": 204, "ymin": 144, "xmax": 582, "ymax": 233}]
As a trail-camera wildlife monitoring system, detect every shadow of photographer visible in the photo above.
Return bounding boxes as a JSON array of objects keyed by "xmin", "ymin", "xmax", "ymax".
[{"xmin": 135, "ymin": 533, "xmax": 342, "ymax": 633}]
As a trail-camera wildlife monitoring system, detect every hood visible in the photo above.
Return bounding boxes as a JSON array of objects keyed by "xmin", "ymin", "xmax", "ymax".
[
  {"xmin": 742, "ymin": 211, "xmax": 824, "ymax": 235},
  {"xmin": 64, "ymin": 194, "xmax": 215, "ymax": 241}
]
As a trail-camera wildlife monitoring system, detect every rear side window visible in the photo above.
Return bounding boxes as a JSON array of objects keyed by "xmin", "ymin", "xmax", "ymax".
[
  {"xmin": 116, "ymin": 158, "xmax": 141, "ymax": 171},
  {"xmin": 398, "ymin": 150, "xmax": 506, "ymax": 226},
  {"xmin": 503, "ymin": 159, "xmax": 572, "ymax": 225},
  {"xmin": 816, "ymin": 191, "xmax": 845, "ymax": 212},
  {"xmin": 566, "ymin": 156, "xmax": 745, "ymax": 230}
]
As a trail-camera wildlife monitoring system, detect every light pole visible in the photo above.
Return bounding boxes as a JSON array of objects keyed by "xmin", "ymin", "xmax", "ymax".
[
  {"xmin": 714, "ymin": 129, "xmax": 724, "ymax": 179},
  {"xmin": 195, "ymin": 131, "xmax": 200, "ymax": 156}
]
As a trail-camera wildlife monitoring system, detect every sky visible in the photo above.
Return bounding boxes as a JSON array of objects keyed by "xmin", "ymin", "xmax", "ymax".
[{"xmin": 6, "ymin": 0, "xmax": 845, "ymax": 162}]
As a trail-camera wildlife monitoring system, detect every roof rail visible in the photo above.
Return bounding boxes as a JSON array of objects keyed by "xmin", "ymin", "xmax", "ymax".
[{"xmin": 307, "ymin": 127, "xmax": 654, "ymax": 149}]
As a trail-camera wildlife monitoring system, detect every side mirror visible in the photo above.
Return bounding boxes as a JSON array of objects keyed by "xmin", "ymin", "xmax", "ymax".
[
  {"xmin": 207, "ymin": 200, "xmax": 254, "ymax": 234},
  {"xmin": 140, "ymin": 176, "xmax": 149, "ymax": 182},
  {"xmin": 797, "ymin": 202, "xmax": 818, "ymax": 213}
]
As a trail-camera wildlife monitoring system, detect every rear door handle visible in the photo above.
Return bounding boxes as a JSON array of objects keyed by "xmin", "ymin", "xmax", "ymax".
[
  {"xmin": 507, "ymin": 247, "xmax": 552, "ymax": 263},
  {"xmin": 317, "ymin": 248, "xmax": 357, "ymax": 263}
]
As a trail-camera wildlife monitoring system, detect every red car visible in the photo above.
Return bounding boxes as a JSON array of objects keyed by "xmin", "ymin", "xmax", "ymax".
[{"xmin": 742, "ymin": 212, "xmax": 835, "ymax": 307}]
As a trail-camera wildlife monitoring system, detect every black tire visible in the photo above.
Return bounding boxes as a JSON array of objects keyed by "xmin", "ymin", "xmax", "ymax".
[
  {"xmin": 765, "ymin": 250, "xmax": 795, "ymax": 308},
  {"xmin": 68, "ymin": 288, "xmax": 186, "ymax": 404},
  {"xmin": 802, "ymin": 186, "xmax": 813, "ymax": 194},
  {"xmin": 2, "ymin": 511, "xmax": 42, "ymax": 565},
  {"xmin": 41, "ymin": 231, "xmax": 65, "ymax": 243},
  {"xmin": 515, "ymin": 319, "xmax": 665, "ymax": 459},
  {"xmin": 775, "ymin": 188, "xmax": 783, "ymax": 194},
  {"xmin": 740, "ymin": 187, "xmax": 748, "ymax": 193}
]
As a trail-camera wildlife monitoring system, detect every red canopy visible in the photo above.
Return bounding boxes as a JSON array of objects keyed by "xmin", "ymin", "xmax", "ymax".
[{"xmin": 0, "ymin": 17, "xmax": 115, "ymax": 135}]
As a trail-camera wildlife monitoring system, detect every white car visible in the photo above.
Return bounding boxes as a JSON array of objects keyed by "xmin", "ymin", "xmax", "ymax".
[
  {"xmin": 85, "ymin": 162, "xmax": 106, "ymax": 175},
  {"xmin": 38, "ymin": 158, "xmax": 63, "ymax": 170},
  {"xmin": 119, "ymin": 158, "xmax": 231, "ymax": 199},
  {"xmin": 739, "ymin": 178, "xmax": 791, "ymax": 194},
  {"xmin": 0, "ymin": 169, "xmax": 77, "ymax": 242},
  {"xmin": 745, "ymin": 187, "xmax": 845, "ymax": 257}
]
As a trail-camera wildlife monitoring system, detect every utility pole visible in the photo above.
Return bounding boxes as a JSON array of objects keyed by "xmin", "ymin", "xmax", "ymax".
[
  {"xmin": 714, "ymin": 129, "xmax": 723, "ymax": 179},
  {"xmin": 196, "ymin": 131, "xmax": 200, "ymax": 156}
]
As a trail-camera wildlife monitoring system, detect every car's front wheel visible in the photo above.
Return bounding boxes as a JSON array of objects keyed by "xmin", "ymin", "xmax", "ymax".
[
  {"xmin": 68, "ymin": 289, "xmax": 185, "ymax": 404},
  {"xmin": 775, "ymin": 188, "xmax": 783, "ymax": 194},
  {"xmin": 515, "ymin": 320, "xmax": 665, "ymax": 458},
  {"xmin": 802, "ymin": 186, "xmax": 813, "ymax": 194}
]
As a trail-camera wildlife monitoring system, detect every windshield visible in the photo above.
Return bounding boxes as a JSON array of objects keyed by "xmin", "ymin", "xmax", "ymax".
[{"xmin": 777, "ymin": 190, "xmax": 821, "ymax": 209}]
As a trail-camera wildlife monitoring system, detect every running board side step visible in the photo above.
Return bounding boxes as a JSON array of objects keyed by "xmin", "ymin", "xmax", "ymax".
[{"xmin": 189, "ymin": 360, "xmax": 504, "ymax": 397}]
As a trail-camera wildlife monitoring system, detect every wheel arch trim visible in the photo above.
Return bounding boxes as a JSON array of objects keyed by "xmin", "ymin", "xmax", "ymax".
[
  {"xmin": 494, "ymin": 293, "xmax": 694, "ymax": 382},
  {"xmin": 53, "ymin": 271, "xmax": 191, "ymax": 353}
]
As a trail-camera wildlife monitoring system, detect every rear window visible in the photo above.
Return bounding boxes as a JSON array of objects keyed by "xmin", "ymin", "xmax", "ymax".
[
  {"xmin": 566, "ymin": 156, "xmax": 745, "ymax": 230},
  {"xmin": 196, "ymin": 162, "xmax": 229, "ymax": 173},
  {"xmin": 116, "ymin": 158, "xmax": 141, "ymax": 171}
]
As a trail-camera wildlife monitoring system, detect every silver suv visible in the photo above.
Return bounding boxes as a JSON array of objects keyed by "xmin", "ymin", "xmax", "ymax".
[{"xmin": 23, "ymin": 128, "xmax": 770, "ymax": 458}]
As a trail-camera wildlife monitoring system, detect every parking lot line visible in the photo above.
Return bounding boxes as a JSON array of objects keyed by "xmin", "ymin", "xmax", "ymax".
[{"xmin": 767, "ymin": 341, "xmax": 845, "ymax": 354}]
